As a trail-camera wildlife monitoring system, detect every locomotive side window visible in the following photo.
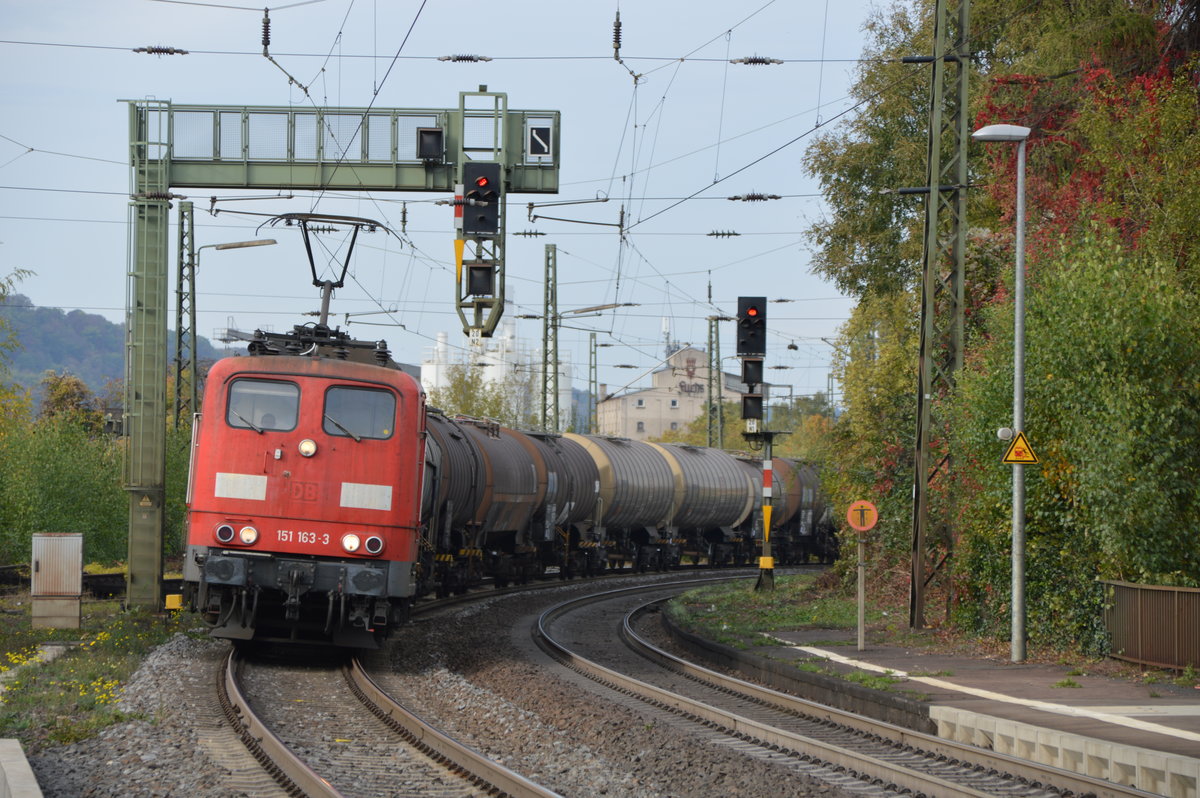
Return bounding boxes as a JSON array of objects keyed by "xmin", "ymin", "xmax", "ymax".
[
  {"xmin": 323, "ymin": 386, "xmax": 396, "ymax": 440},
  {"xmin": 227, "ymin": 379, "xmax": 299, "ymax": 432}
]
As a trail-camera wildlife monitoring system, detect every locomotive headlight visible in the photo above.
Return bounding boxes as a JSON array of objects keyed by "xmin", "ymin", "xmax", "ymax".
[
  {"xmin": 298, "ymin": 439, "xmax": 318, "ymax": 457},
  {"xmin": 364, "ymin": 535, "xmax": 385, "ymax": 555},
  {"xmin": 215, "ymin": 524, "xmax": 236, "ymax": 544},
  {"xmin": 238, "ymin": 526, "xmax": 259, "ymax": 545},
  {"xmin": 341, "ymin": 533, "xmax": 362, "ymax": 553}
]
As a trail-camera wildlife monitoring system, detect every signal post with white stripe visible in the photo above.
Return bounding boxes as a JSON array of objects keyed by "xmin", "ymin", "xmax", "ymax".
[{"xmin": 737, "ymin": 297, "xmax": 789, "ymax": 592}]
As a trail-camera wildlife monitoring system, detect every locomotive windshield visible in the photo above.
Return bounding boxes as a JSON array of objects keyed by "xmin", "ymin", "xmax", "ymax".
[
  {"xmin": 227, "ymin": 379, "xmax": 299, "ymax": 431},
  {"xmin": 323, "ymin": 386, "xmax": 396, "ymax": 440}
]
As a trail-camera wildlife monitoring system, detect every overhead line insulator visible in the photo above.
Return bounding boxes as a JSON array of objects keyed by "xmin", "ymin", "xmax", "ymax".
[
  {"xmin": 727, "ymin": 193, "xmax": 781, "ymax": 202},
  {"xmin": 133, "ymin": 46, "xmax": 189, "ymax": 56},
  {"xmin": 438, "ymin": 54, "xmax": 493, "ymax": 62},
  {"xmin": 707, "ymin": 230, "xmax": 741, "ymax": 238},
  {"xmin": 613, "ymin": 11, "xmax": 622, "ymax": 59},
  {"xmin": 730, "ymin": 56, "xmax": 783, "ymax": 66}
]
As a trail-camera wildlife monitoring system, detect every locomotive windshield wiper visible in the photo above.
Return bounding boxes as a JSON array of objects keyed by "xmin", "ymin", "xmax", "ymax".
[
  {"xmin": 324, "ymin": 414, "xmax": 361, "ymax": 442},
  {"xmin": 233, "ymin": 411, "xmax": 264, "ymax": 434}
]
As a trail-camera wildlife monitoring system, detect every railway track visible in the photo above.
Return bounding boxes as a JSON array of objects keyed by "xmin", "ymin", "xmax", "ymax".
[
  {"xmin": 205, "ymin": 567, "xmax": 773, "ymax": 797},
  {"xmin": 217, "ymin": 646, "xmax": 561, "ymax": 798},
  {"xmin": 534, "ymin": 580, "xmax": 1162, "ymax": 798}
]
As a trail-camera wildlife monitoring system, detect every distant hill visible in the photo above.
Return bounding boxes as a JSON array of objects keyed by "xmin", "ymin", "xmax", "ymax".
[{"xmin": 0, "ymin": 294, "xmax": 230, "ymax": 394}]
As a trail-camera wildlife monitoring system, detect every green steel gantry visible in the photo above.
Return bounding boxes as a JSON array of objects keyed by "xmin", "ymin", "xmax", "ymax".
[{"xmin": 125, "ymin": 91, "xmax": 560, "ymax": 608}]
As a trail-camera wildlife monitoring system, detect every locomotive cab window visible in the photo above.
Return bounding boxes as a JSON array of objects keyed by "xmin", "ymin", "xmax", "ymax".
[
  {"xmin": 323, "ymin": 386, "xmax": 396, "ymax": 440},
  {"xmin": 227, "ymin": 379, "xmax": 299, "ymax": 432}
]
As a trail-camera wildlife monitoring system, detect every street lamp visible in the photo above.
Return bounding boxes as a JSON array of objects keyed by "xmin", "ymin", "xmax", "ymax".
[
  {"xmin": 972, "ymin": 122, "xmax": 1031, "ymax": 663},
  {"xmin": 518, "ymin": 301, "xmax": 639, "ymax": 432},
  {"xmin": 589, "ymin": 333, "xmax": 615, "ymax": 434},
  {"xmin": 176, "ymin": 237, "xmax": 277, "ymax": 427}
]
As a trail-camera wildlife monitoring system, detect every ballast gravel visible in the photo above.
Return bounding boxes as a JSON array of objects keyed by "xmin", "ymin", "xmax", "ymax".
[
  {"xmin": 27, "ymin": 634, "xmax": 253, "ymax": 798},
  {"xmin": 27, "ymin": 586, "xmax": 855, "ymax": 797}
]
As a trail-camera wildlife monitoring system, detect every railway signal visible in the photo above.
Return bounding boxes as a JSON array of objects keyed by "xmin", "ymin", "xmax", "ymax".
[
  {"xmin": 741, "ymin": 356, "xmax": 763, "ymax": 387},
  {"xmin": 736, "ymin": 296, "xmax": 766, "ymax": 356},
  {"xmin": 741, "ymin": 355, "xmax": 763, "ymax": 420},
  {"xmin": 737, "ymin": 297, "xmax": 766, "ymax": 422},
  {"xmin": 734, "ymin": 295, "xmax": 783, "ymax": 592},
  {"xmin": 462, "ymin": 161, "xmax": 502, "ymax": 235}
]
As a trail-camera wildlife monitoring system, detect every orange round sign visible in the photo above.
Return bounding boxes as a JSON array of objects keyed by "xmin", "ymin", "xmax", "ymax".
[{"xmin": 846, "ymin": 500, "xmax": 878, "ymax": 532}]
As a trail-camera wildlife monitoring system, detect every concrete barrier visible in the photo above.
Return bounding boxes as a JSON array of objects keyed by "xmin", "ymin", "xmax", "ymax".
[
  {"xmin": 0, "ymin": 739, "xmax": 42, "ymax": 798},
  {"xmin": 931, "ymin": 707, "xmax": 1200, "ymax": 798}
]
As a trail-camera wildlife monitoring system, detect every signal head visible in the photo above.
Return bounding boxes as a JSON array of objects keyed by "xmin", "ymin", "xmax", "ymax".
[
  {"xmin": 462, "ymin": 161, "xmax": 503, "ymax": 235},
  {"xmin": 736, "ymin": 296, "xmax": 767, "ymax": 356}
]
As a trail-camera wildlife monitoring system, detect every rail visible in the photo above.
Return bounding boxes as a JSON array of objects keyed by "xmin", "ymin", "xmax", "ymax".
[
  {"xmin": 346, "ymin": 659, "xmax": 562, "ymax": 798},
  {"xmin": 220, "ymin": 650, "xmax": 343, "ymax": 798}
]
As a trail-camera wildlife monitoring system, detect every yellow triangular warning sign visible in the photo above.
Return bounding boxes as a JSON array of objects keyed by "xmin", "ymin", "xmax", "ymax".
[{"xmin": 1002, "ymin": 431, "xmax": 1039, "ymax": 464}]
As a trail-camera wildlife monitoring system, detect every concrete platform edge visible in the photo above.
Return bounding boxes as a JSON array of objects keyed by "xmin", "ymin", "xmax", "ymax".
[
  {"xmin": 0, "ymin": 739, "xmax": 43, "ymax": 798},
  {"xmin": 932, "ymin": 706, "xmax": 1200, "ymax": 798},
  {"xmin": 663, "ymin": 616, "xmax": 1200, "ymax": 798}
]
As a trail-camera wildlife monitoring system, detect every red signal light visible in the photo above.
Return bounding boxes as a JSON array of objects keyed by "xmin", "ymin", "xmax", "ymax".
[
  {"xmin": 736, "ymin": 296, "xmax": 766, "ymax": 356},
  {"xmin": 474, "ymin": 175, "xmax": 490, "ymax": 188}
]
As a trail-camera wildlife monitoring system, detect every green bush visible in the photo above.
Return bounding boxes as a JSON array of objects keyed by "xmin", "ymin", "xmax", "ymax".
[
  {"xmin": 0, "ymin": 415, "xmax": 126, "ymax": 564},
  {"xmin": 0, "ymin": 415, "xmax": 193, "ymax": 566},
  {"xmin": 951, "ymin": 232, "xmax": 1200, "ymax": 653}
]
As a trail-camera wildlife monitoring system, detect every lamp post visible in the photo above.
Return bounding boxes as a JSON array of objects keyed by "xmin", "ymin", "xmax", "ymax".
[
  {"xmin": 972, "ymin": 123, "xmax": 1031, "ymax": 663},
  {"xmin": 518, "ymin": 301, "xmax": 637, "ymax": 432},
  {"xmin": 589, "ymin": 333, "xmax": 614, "ymax": 434},
  {"xmin": 177, "ymin": 237, "xmax": 277, "ymax": 426}
]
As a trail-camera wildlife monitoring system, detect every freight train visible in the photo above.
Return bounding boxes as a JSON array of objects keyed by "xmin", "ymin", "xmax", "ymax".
[{"xmin": 182, "ymin": 323, "xmax": 835, "ymax": 647}]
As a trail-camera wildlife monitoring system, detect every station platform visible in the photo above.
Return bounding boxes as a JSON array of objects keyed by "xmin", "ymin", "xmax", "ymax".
[{"xmin": 765, "ymin": 629, "xmax": 1200, "ymax": 798}]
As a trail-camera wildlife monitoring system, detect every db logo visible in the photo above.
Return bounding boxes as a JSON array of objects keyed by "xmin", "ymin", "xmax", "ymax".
[{"xmin": 289, "ymin": 481, "xmax": 320, "ymax": 502}]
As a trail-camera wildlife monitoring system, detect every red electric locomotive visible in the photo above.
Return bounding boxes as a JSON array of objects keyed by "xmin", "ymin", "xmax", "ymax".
[{"xmin": 183, "ymin": 326, "xmax": 426, "ymax": 647}]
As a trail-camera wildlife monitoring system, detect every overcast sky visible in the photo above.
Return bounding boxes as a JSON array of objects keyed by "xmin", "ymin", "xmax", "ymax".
[{"xmin": 1, "ymin": 0, "xmax": 877, "ymax": 400}]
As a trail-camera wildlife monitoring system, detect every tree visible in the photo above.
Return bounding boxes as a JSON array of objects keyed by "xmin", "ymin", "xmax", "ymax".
[
  {"xmin": 802, "ymin": 1, "xmax": 933, "ymax": 298},
  {"xmin": 1073, "ymin": 62, "xmax": 1200, "ymax": 271},
  {"xmin": 39, "ymin": 370, "xmax": 104, "ymax": 431},
  {"xmin": 801, "ymin": 0, "xmax": 1200, "ymax": 648},
  {"xmin": 0, "ymin": 270, "xmax": 32, "ymax": 416},
  {"xmin": 951, "ymin": 233, "xmax": 1200, "ymax": 651},
  {"xmin": 818, "ymin": 292, "xmax": 921, "ymax": 599},
  {"xmin": 426, "ymin": 360, "xmax": 538, "ymax": 430},
  {"xmin": 656, "ymin": 400, "xmax": 749, "ymax": 451},
  {"xmin": 0, "ymin": 411, "xmax": 127, "ymax": 565}
]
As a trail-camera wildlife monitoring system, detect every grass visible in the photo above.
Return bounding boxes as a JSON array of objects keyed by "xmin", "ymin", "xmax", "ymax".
[
  {"xmin": 662, "ymin": 572, "xmax": 1200, "ymax": 695},
  {"xmin": 844, "ymin": 669, "xmax": 903, "ymax": 690},
  {"xmin": 664, "ymin": 572, "xmax": 878, "ymax": 649},
  {"xmin": 0, "ymin": 590, "xmax": 200, "ymax": 754}
]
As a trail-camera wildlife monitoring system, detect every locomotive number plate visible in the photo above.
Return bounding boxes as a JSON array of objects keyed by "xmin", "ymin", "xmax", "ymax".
[{"xmin": 276, "ymin": 529, "xmax": 330, "ymax": 546}]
